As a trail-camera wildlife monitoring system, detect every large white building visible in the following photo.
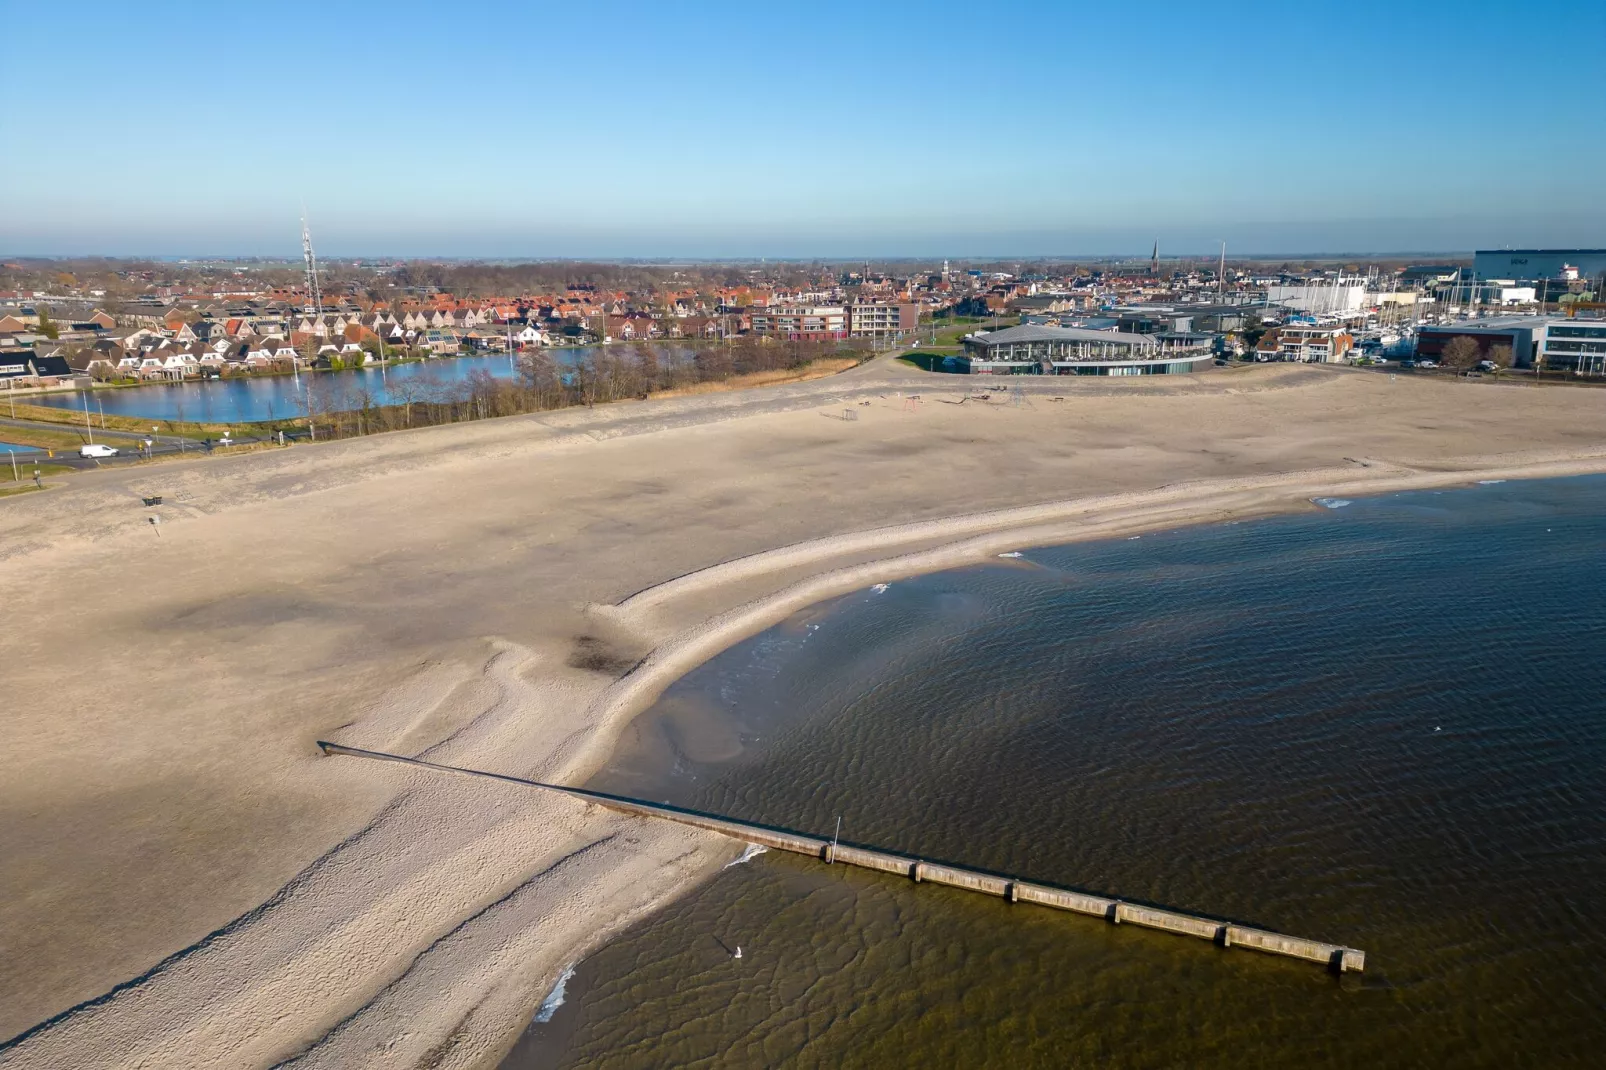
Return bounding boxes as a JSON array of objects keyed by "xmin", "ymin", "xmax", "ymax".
[{"xmin": 1266, "ymin": 278, "xmax": 1368, "ymax": 315}]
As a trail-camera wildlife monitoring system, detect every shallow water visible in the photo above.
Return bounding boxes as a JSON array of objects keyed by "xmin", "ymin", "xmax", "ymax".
[{"xmin": 505, "ymin": 476, "xmax": 1606, "ymax": 1069}]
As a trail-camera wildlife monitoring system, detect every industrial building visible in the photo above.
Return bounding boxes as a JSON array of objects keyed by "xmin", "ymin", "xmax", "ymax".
[
  {"xmin": 959, "ymin": 324, "xmax": 1211, "ymax": 375},
  {"xmin": 1416, "ymin": 316, "xmax": 1606, "ymax": 374},
  {"xmin": 1416, "ymin": 318, "xmax": 1542, "ymax": 365},
  {"xmin": 1473, "ymin": 249, "xmax": 1606, "ymax": 284}
]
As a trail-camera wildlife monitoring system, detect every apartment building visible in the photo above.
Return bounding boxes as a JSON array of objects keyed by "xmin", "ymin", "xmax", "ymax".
[
  {"xmin": 848, "ymin": 301, "xmax": 917, "ymax": 339},
  {"xmin": 749, "ymin": 305, "xmax": 848, "ymax": 340},
  {"xmin": 1255, "ymin": 325, "xmax": 1353, "ymax": 363}
]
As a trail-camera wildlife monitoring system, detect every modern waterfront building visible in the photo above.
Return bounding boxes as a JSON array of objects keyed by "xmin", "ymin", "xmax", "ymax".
[
  {"xmin": 848, "ymin": 301, "xmax": 917, "ymax": 339},
  {"xmin": 1538, "ymin": 320, "xmax": 1606, "ymax": 375},
  {"xmin": 1473, "ymin": 249, "xmax": 1606, "ymax": 284},
  {"xmin": 749, "ymin": 305, "xmax": 848, "ymax": 340},
  {"xmin": 959, "ymin": 323, "xmax": 1211, "ymax": 375}
]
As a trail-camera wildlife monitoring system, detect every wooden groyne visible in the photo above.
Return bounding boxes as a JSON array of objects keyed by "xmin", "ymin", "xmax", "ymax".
[{"xmin": 316, "ymin": 741, "xmax": 1364, "ymax": 973}]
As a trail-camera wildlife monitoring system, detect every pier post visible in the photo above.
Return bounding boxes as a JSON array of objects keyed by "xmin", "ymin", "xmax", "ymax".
[
  {"xmin": 1007, "ymin": 882, "xmax": 1019, "ymax": 904},
  {"xmin": 911, "ymin": 861, "xmax": 923, "ymax": 882},
  {"xmin": 1110, "ymin": 902, "xmax": 1125, "ymax": 924}
]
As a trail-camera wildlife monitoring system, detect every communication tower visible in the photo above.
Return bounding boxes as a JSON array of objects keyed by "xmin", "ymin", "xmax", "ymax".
[{"xmin": 301, "ymin": 215, "xmax": 323, "ymax": 316}]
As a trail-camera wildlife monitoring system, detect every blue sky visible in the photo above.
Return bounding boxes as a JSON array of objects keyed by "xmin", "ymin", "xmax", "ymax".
[{"xmin": 3, "ymin": 0, "xmax": 1602, "ymax": 258}]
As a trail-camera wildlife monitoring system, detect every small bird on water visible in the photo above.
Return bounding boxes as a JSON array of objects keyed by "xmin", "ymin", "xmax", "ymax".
[{"xmin": 733, "ymin": 946, "xmax": 742, "ymax": 959}]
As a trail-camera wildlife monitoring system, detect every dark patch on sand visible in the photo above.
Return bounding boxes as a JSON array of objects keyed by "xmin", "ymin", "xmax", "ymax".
[{"xmin": 567, "ymin": 636, "xmax": 639, "ymax": 676}]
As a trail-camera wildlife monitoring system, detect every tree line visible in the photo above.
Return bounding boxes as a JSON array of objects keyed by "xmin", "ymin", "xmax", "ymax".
[{"xmin": 296, "ymin": 336, "xmax": 862, "ymax": 439}]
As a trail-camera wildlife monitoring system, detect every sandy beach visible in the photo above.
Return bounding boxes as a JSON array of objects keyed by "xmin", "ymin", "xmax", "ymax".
[{"xmin": 3, "ymin": 358, "xmax": 1605, "ymax": 1068}]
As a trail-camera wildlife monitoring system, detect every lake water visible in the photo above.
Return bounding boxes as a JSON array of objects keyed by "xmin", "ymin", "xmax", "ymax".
[
  {"xmin": 504, "ymin": 476, "xmax": 1606, "ymax": 1069},
  {"xmin": 28, "ymin": 349, "xmax": 609, "ymax": 424}
]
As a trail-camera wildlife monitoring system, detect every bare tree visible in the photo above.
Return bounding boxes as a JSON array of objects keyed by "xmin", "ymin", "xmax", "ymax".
[{"xmin": 1440, "ymin": 335, "xmax": 1482, "ymax": 370}]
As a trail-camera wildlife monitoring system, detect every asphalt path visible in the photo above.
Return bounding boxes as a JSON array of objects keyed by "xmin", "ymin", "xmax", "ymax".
[{"xmin": 0, "ymin": 417, "xmax": 289, "ymax": 473}]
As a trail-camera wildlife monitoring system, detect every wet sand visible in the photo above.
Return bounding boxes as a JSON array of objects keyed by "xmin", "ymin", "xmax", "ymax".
[{"xmin": 3, "ymin": 360, "xmax": 1606, "ymax": 1067}]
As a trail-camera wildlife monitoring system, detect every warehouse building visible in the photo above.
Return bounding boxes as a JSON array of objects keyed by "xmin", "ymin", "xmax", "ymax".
[
  {"xmin": 1416, "ymin": 318, "xmax": 1542, "ymax": 365},
  {"xmin": 1473, "ymin": 249, "xmax": 1606, "ymax": 284}
]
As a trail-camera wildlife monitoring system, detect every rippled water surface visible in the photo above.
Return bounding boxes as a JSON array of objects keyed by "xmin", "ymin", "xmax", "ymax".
[{"xmin": 505, "ymin": 477, "xmax": 1606, "ymax": 1069}]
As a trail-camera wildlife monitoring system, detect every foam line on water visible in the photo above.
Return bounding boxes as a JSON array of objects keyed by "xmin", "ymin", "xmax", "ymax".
[
  {"xmin": 534, "ymin": 963, "xmax": 577, "ymax": 1024},
  {"xmin": 723, "ymin": 843, "xmax": 769, "ymax": 869}
]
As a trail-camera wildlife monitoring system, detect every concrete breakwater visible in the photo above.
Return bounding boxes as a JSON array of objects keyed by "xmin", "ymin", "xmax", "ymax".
[{"xmin": 317, "ymin": 741, "xmax": 1364, "ymax": 973}]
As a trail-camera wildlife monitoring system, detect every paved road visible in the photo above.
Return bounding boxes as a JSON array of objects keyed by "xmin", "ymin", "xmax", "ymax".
[{"xmin": 0, "ymin": 416, "xmax": 289, "ymax": 473}]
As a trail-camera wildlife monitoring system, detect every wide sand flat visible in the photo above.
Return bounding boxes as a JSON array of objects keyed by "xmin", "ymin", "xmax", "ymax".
[{"xmin": 2, "ymin": 361, "xmax": 1604, "ymax": 1067}]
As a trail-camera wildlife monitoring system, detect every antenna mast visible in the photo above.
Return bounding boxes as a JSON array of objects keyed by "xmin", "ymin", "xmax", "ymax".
[{"xmin": 301, "ymin": 214, "xmax": 323, "ymax": 317}]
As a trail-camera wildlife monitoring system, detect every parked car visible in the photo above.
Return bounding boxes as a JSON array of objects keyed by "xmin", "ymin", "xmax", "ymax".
[
  {"xmin": 1417, "ymin": 359, "xmax": 1439, "ymax": 369},
  {"xmin": 79, "ymin": 443, "xmax": 119, "ymax": 458},
  {"xmin": 1477, "ymin": 359, "xmax": 1499, "ymax": 372},
  {"xmin": 1399, "ymin": 359, "xmax": 1418, "ymax": 369}
]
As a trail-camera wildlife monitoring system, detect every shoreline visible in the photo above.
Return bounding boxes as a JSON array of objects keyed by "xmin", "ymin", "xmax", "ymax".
[
  {"xmin": 567, "ymin": 449, "xmax": 1606, "ymax": 790},
  {"xmin": 5, "ymin": 364, "xmax": 1606, "ymax": 1068},
  {"xmin": 490, "ymin": 452, "xmax": 1606, "ymax": 1067}
]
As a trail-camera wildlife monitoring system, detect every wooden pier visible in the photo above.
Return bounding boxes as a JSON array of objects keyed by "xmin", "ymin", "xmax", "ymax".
[{"xmin": 317, "ymin": 741, "xmax": 1365, "ymax": 973}]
